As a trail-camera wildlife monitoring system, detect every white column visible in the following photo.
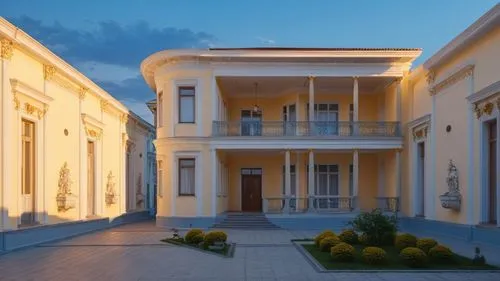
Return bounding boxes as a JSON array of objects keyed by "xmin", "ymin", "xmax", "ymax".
[
  {"xmin": 353, "ymin": 77, "xmax": 359, "ymax": 121},
  {"xmin": 308, "ymin": 149, "xmax": 315, "ymax": 211},
  {"xmin": 0, "ymin": 40, "xmax": 13, "ymax": 230},
  {"xmin": 295, "ymin": 153, "xmax": 300, "ymax": 200},
  {"xmin": 466, "ymin": 73, "xmax": 475, "ymax": 225},
  {"xmin": 395, "ymin": 149, "xmax": 402, "ymax": 211},
  {"xmin": 308, "ymin": 76, "xmax": 315, "ymax": 122},
  {"xmin": 211, "ymin": 148, "xmax": 217, "ymax": 217},
  {"xmin": 429, "ymin": 94, "xmax": 437, "ymax": 220},
  {"xmin": 284, "ymin": 149, "xmax": 291, "ymax": 212},
  {"xmin": 396, "ymin": 78, "xmax": 402, "ymax": 122},
  {"xmin": 353, "ymin": 149, "xmax": 359, "ymax": 209}
]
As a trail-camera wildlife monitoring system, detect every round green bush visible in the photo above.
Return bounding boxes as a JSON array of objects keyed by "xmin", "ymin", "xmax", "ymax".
[
  {"xmin": 428, "ymin": 245, "xmax": 454, "ymax": 264},
  {"xmin": 400, "ymin": 247, "xmax": 427, "ymax": 268},
  {"xmin": 362, "ymin": 247, "xmax": 387, "ymax": 265},
  {"xmin": 339, "ymin": 229, "xmax": 358, "ymax": 244},
  {"xmin": 416, "ymin": 238, "xmax": 438, "ymax": 254},
  {"xmin": 314, "ymin": 230, "xmax": 336, "ymax": 248},
  {"xmin": 319, "ymin": 236, "xmax": 341, "ymax": 252},
  {"xmin": 191, "ymin": 233, "xmax": 205, "ymax": 244},
  {"xmin": 185, "ymin": 229, "xmax": 204, "ymax": 244},
  {"xmin": 330, "ymin": 242, "xmax": 356, "ymax": 262},
  {"xmin": 203, "ymin": 231, "xmax": 228, "ymax": 246},
  {"xmin": 395, "ymin": 233, "xmax": 417, "ymax": 251}
]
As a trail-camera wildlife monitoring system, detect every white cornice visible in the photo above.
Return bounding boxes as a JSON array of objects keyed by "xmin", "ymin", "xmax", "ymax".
[
  {"xmin": 81, "ymin": 113, "xmax": 105, "ymax": 129},
  {"xmin": 428, "ymin": 64, "xmax": 474, "ymax": 95},
  {"xmin": 467, "ymin": 80, "xmax": 500, "ymax": 103},
  {"xmin": 406, "ymin": 114, "xmax": 431, "ymax": 129},
  {"xmin": 424, "ymin": 3, "xmax": 500, "ymax": 69},
  {"xmin": 10, "ymin": 78, "xmax": 53, "ymax": 104}
]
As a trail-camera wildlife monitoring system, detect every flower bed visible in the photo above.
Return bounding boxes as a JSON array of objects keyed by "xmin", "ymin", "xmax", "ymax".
[{"xmin": 161, "ymin": 229, "xmax": 235, "ymax": 258}]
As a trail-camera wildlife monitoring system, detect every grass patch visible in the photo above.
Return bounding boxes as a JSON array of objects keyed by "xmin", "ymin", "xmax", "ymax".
[
  {"xmin": 301, "ymin": 243, "xmax": 497, "ymax": 270},
  {"xmin": 161, "ymin": 238, "xmax": 232, "ymax": 257}
]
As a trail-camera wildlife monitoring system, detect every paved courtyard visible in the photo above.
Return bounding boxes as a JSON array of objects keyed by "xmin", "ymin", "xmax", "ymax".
[{"xmin": 1, "ymin": 221, "xmax": 500, "ymax": 281}]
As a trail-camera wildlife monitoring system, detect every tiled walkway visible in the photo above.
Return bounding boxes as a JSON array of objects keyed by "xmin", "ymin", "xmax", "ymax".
[{"xmin": 0, "ymin": 221, "xmax": 499, "ymax": 281}]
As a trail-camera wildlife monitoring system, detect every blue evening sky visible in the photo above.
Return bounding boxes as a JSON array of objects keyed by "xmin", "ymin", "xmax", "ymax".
[{"xmin": 2, "ymin": 0, "xmax": 498, "ymax": 122}]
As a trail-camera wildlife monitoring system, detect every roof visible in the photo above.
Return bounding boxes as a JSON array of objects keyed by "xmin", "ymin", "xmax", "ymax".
[
  {"xmin": 424, "ymin": 3, "xmax": 500, "ymax": 69},
  {"xmin": 209, "ymin": 47, "xmax": 422, "ymax": 52}
]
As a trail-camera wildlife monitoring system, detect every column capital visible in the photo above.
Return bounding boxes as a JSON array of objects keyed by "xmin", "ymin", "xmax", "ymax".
[
  {"xmin": 43, "ymin": 64, "xmax": 57, "ymax": 81},
  {"xmin": 0, "ymin": 39, "xmax": 14, "ymax": 60},
  {"xmin": 308, "ymin": 75, "xmax": 315, "ymax": 81},
  {"xmin": 353, "ymin": 76, "xmax": 359, "ymax": 80}
]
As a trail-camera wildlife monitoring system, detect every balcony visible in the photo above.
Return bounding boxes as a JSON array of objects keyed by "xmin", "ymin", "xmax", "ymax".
[{"xmin": 212, "ymin": 121, "xmax": 401, "ymax": 138}]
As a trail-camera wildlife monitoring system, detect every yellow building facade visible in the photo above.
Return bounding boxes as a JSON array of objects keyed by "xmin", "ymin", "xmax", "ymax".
[
  {"xmin": 0, "ymin": 18, "xmax": 155, "ymax": 250},
  {"xmin": 142, "ymin": 3, "xmax": 499, "ymax": 241}
]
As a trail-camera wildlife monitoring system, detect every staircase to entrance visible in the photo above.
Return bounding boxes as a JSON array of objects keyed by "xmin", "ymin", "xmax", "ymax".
[{"xmin": 212, "ymin": 213, "xmax": 280, "ymax": 229}]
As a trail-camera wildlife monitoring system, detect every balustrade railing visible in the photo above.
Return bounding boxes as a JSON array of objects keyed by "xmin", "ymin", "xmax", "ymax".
[
  {"xmin": 262, "ymin": 195, "xmax": 356, "ymax": 213},
  {"xmin": 375, "ymin": 197, "xmax": 400, "ymax": 213},
  {"xmin": 212, "ymin": 121, "xmax": 401, "ymax": 137}
]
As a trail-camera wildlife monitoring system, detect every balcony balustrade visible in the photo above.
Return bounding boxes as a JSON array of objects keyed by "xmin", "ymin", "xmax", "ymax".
[{"xmin": 213, "ymin": 121, "xmax": 401, "ymax": 137}]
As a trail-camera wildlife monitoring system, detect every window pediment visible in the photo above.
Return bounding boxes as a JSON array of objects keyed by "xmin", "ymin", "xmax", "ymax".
[
  {"xmin": 11, "ymin": 79, "xmax": 53, "ymax": 119},
  {"xmin": 81, "ymin": 113, "xmax": 105, "ymax": 140}
]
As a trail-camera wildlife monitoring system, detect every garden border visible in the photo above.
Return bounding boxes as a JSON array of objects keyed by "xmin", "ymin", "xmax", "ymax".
[
  {"xmin": 162, "ymin": 239, "xmax": 236, "ymax": 258},
  {"xmin": 292, "ymin": 241, "xmax": 500, "ymax": 273}
]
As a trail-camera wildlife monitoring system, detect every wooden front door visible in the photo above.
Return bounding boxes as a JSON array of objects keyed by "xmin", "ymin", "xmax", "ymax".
[
  {"xmin": 488, "ymin": 120, "xmax": 497, "ymax": 224},
  {"xmin": 241, "ymin": 169, "xmax": 262, "ymax": 212},
  {"xmin": 417, "ymin": 142, "xmax": 425, "ymax": 217},
  {"xmin": 87, "ymin": 141, "xmax": 96, "ymax": 216},
  {"xmin": 21, "ymin": 119, "xmax": 36, "ymax": 225}
]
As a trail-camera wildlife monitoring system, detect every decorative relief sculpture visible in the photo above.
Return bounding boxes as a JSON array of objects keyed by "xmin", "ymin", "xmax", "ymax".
[
  {"xmin": 56, "ymin": 162, "xmax": 77, "ymax": 212},
  {"xmin": 0, "ymin": 39, "xmax": 14, "ymax": 60},
  {"xmin": 439, "ymin": 159, "xmax": 462, "ymax": 211},
  {"xmin": 136, "ymin": 173, "xmax": 144, "ymax": 208},
  {"xmin": 105, "ymin": 171, "xmax": 117, "ymax": 205}
]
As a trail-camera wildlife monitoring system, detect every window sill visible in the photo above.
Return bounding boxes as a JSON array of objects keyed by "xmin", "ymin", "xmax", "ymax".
[{"xmin": 178, "ymin": 194, "xmax": 196, "ymax": 197}]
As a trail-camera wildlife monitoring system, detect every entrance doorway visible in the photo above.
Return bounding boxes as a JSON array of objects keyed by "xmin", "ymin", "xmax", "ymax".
[
  {"xmin": 417, "ymin": 142, "xmax": 425, "ymax": 217},
  {"xmin": 21, "ymin": 119, "xmax": 36, "ymax": 225},
  {"xmin": 241, "ymin": 168, "xmax": 262, "ymax": 212},
  {"xmin": 487, "ymin": 119, "xmax": 497, "ymax": 224},
  {"xmin": 87, "ymin": 141, "xmax": 96, "ymax": 216}
]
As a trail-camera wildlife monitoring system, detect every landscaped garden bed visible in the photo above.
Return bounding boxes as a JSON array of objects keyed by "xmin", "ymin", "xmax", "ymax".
[
  {"xmin": 295, "ymin": 209, "xmax": 497, "ymax": 271},
  {"xmin": 161, "ymin": 229, "xmax": 235, "ymax": 258}
]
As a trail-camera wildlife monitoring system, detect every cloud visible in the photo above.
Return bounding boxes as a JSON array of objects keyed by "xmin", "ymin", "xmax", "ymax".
[
  {"xmin": 256, "ymin": 36, "xmax": 276, "ymax": 45},
  {"xmin": 8, "ymin": 16, "xmax": 217, "ymax": 124}
]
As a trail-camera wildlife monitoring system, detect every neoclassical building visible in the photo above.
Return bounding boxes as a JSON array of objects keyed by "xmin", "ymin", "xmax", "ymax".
[
  {"xmin": 0, "ymin": 17, "xmax": 155, "ymax": 251},
  {"xmin": 142, "ymin": 3, "xmax": 499, "ymax": 243}
]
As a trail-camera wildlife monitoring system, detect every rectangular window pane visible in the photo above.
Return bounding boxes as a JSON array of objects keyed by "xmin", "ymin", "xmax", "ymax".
[
  {"xmin": 179, "ymin": 159, "xmax": 195, "ymax": 195},
  {"xmin": 179, "ymin": 96, "xmax": 195, "ymax": 123}
]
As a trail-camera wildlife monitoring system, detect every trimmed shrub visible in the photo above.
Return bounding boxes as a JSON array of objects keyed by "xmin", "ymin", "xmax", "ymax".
[
  {"xmin": 395, "ymin": 233, "xmax": 417, "ymax": 251},
  {"xmin": 191, "ymin": 233, "xmax": 205, "ymax": 245},
  {"xmin": 185, "ymin": 229, "xmax": 204, "ymax": 244},
  {"xmin": 400, "ymin": 247, "xmax": 427, "ymax": 268},
  {"xmin": 428, "ymin": 245, "xmax": 454, "ymax": 264},
  {"xmin": 362, "ymin": 247, "xmax": 387, "ymax": 265},
  {"xmin": 330, "ymin": 242, "xmax": 356, "ymax": 262},
  {"xmin": 319, "ymin": 236, "xmax": 341, "ymax": 252},
  {"xmin": 416, "ymin": 238, "xmax": 438, "ymax": 254},
  {"xmin": 339, "ymin": 229, "xmax": 358, "ymax": 244},
  {"xmin": 348, "ymin": 209, "xmax": 397, "ymax": 246},
  {"xmin": 314, "ymin": 230, "xmax": 336, "ymax": 248},
  {"xmin": 204, "ymin": 231, "xmax": 228, "ymax": 246}
]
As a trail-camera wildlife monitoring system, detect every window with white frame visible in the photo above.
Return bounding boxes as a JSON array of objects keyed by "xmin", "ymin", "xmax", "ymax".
[
  {"xmin": 349, "ymin": 164, "xmax": 353, "ymax": 196},
  {"xmin": 281, "ymin": 165, "xmax": 296, "ymax": 196},
  {"xmin": 178, "ymin": 86, "xmax": 195, "ymax": 123},
  {"xmin": 307, "ymin": 164, "xmax": 339, "ymax": 208},
  {"xmin": 178, "ymin": 158, "xmax": 195, "ymax": 195}
]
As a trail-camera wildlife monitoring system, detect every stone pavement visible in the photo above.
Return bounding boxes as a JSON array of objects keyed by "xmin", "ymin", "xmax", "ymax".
[{"xmin": 0, "ymin": 221, "xmax": 499, "ymax": 281}]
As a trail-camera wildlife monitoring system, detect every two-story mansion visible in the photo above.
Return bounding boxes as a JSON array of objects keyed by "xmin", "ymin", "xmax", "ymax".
[{"xmin": 141, "ymin": 46, "xmax": 422, "ymax": 227}]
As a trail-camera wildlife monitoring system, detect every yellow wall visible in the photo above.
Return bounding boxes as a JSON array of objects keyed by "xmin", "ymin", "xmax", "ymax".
[
  {"xmin": 404, "ymin": 25, "xmax": 500, "ymax": 225},
  {"xmin": 0, "ymin": 34, "xmax": 154, "ymax": 230}
]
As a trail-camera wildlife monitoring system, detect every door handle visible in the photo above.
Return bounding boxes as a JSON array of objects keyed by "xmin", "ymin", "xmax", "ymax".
[{"xmin": 250, "ymin": 193, "xmax": 253, "ymax": 199}]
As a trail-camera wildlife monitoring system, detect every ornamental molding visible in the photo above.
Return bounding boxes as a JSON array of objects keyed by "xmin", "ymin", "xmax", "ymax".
[
  {"xmin": 428, "ymin": 64, "xmax": 474, "ymax": 95},
  {"xmin": 467, "ymin": 80, "xmax": 500, "ymax": 119},
  {"xmin": 24, "ymin": 102, "xmax": 47, "ymax": 119},
  {"xmin": 0, "ymin": 39, "xmax": 14, "ymax": 60},
  {"xmin": 10, "ymin": 78, "xmax": 54, "ymax": 105},
  {"xmin": 81, "ymin": 113, "xmax": 104, "ymax": 140},
  {"xmin": 43, "ymin": 64, "xmax": 57, "ymax": 80},
  {"xmin": 78, "ymin": 86, "xmax": 88, "ymax": 100},
  {"xmin": 100, "ymin": 98, "xmax": 110, "ymax": 112},
  {"xmin": 408, "ymin": 114, "xmax": 431, "ymax": 142}
]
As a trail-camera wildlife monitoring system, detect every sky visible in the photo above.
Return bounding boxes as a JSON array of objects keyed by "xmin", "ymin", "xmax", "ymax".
[{"xmin": 2, "ymin": 0, "xmax": 498, "ymax": 123}]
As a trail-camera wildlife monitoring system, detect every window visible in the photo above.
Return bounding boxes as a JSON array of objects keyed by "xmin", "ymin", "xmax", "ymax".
[
  {"xmin": 179, "ymin": 158, "xmax": 195, "ymax": 195},
  {"xmin": 158, "ymin": 91, "xmax": 163, "ymax": 127},
  {"xmin": 306, "ymin": 103, "xmax": 339, "ymax": 136},
  {"xmin": 307, "ymin": 164, "xmax": 339, "ymax": 209},
  {"xmin": 178, "ymin": 86, "xmax": 195, "ymax": 123},
  {"xmin": 349, "ymin": 164, "xmax": 353, "ymax": 196},
  {"xmin": 282, "ymin": 165, "xmax": 296, "ymax": 195}
]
